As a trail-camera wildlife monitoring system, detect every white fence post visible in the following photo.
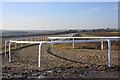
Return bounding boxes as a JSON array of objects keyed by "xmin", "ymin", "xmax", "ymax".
[
  {"xmin": 45, "ymin": 37, "xmax": 46, "ymax": 41},
  {"xmin": 5, "ymin": 41, "xmax": 7, "ymax": 57},
  {"xmin": 101, "ymin": 41, "xmax": 103, "ymax": 50},
  {"xmin": 40, "ymin": 37, "xmax": 42, "ymax": 41},
  {"xmin": 38, "ymin": 38, "xmax": 39, "ymax": 41},
  {"xmin": 107, "ymin": 40, "xmax": 112, "ymax": 67},
  {"xmin": 42, "ymin": 37, "xmax": 43, "ymax": 41},
  {"xmin": 21, "ymin": 40, "xmax": 23, "ymax": 46},
  {"xmin": 15, "ymin": 43, "xmax": 17, "ymax": 48},
  {"xmin": 27, "ymin": 39, "xmax": 28, "ymax": 44},
  {"xmin": 9, "ymin": 42, "xmax": 11, "ymax": 62},
  {"xmin": 73, "ymin": 38, "xmax": 74, "ymax": 48},
  {"xmin": 51, "ymin": 38, "xmax": 53, "ymax": 46},
  {"xmin": 39, "ymin": 43, "xmax": 42, "ymax": 67}
]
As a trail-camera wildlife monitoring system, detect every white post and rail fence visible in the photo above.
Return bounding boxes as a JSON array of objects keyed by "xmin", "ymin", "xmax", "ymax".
[{"xmin": 4, "ymin": 36, "xmax": 120, "ymax": 67}]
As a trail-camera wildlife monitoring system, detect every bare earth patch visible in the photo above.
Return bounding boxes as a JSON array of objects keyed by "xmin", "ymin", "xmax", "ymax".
[{"xmin": 2, "ymin": 44, "xmax": 120, "ymax": 79}]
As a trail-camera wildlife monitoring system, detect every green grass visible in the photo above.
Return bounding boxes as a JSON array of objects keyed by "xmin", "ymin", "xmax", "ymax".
[
  {"xmin": 80, "ymin": 34, "xmax": 97, "ymax": 37},
  {"xmin": 0, "ymin": 39, "xmax": 51, "ymax": 55},
  {"xmin": 0, "ymin": 43, "xmax": 35, "ymax": 55},
  {"xmin": 51, "ymin": 44, "xmax": 73, "ymax": 49},
  {"xmin": 110, "ymin": 32, "xmax": 120, "ymax": 33}
]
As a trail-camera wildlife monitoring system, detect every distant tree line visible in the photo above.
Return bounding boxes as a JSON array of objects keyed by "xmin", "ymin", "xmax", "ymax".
[{"xmin": 57, "ymin": 28, "xmax": 119, "ymax": 34}]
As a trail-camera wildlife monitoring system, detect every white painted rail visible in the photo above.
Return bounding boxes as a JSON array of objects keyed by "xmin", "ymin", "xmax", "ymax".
[
  {"xmin": 4, "ymin": 36, "xmax": 49, "ymax": 56},
  {"xmin": 48, "ymin": 36, "xmax": 119, "ymax": 49},
  {"xmin": 7, "ymin": 37, "xmax": 120, "ymax": 67},
  {"xmin": 48, "ymin": 37, "xmax": 119, "ymax": 39}
]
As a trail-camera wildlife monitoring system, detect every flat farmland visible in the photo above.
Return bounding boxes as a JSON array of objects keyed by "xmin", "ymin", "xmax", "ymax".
[{"xmin": 85, "ymin": 32, "xmax": 119, "ymax": 37}]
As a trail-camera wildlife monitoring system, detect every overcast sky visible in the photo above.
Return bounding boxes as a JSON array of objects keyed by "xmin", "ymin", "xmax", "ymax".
[{"xmin": 2, "ymin": 2, "xmax": 118, "ymax": 30}]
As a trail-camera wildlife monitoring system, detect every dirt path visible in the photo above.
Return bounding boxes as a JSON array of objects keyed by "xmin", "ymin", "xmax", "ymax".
[{"xmin": 2, "ymin": 44, "xmax": 120, "ymax": 79}]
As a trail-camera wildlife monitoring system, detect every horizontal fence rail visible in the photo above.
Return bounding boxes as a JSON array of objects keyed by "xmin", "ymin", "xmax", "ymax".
[
  {"xmin": 10, "ymin": 36, "xmax": 48, "ymax": 41},
  {"xmin": 4, "ymin": 36, "xmax": 50, "ymax": 56},
  {"xmin": 4, "ymin": 36, "xmax": 120, "ymax": 68},
  {"xmin": 10, "ymin": 38, "xmax": 120, "ymax": 44},
  {"xmin": 48, "ymin": 37, "xmax": 119, "ymax": 39}
]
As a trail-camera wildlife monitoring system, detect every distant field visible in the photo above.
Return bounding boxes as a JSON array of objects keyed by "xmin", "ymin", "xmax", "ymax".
[
  {"xmin": 1, "ymin": 32, "xmax": 120, "ymax": 55},
  {"xmin": 1, "ymin": 33, "xmax": 68, "ymax": 54},
  {"xmin": 84, "ymin": 32, "xmax": 119, "ymax": 37},
  {"xmin": 110, "ymin": 32, "xmax": 120, "ymax": 33},
  {"xmin": 53, "ymin": 32, "xmax": 120, "ymax": 50}
]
